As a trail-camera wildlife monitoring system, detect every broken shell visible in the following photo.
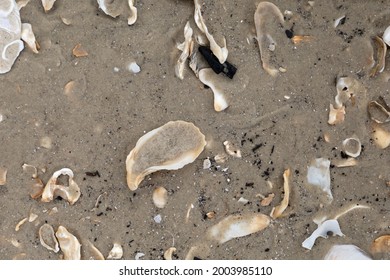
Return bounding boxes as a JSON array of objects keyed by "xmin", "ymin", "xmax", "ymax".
[
  {"xmin": 372, "ymin": 124, "xmax": 390, "ymax": 149},
  {"xmin": 371, "ymin": 235, "xmax": 390, "ymax": 254},
  {"xmin": 328, "ymin": 104, "xmax": 345, "ymax": 125},
  {"xmin": 175, "ymin": 21, "xmax": 193, "ymax": 80},
  {"xmin": 302, "ymin": 219, "xmax": 344, "ymax": 250},
  {"xmin": 152, "ymin": 186, "xmax": 168, "ymax": 208},
  {"xmin": 270, "ymin": 169, "xmax": 291, "ymax": 219},
  {"xmin": 214, "ymin": 153, "xmax": 228, "ymax": 164},
  {"xmin": 39, "ymin": 224, "xmax": 59, "ymax": 253},
  {"xmin": 85, "ymin": 240, "xmax": 104, "ymax": 260},
  {"xmin": 203, "ymin": 158, "xmax": 211, "ymax": 169},
  {"xmin": 72, "ymin": 43, "xmax": 88, "ymax": 57},
  {"xmin": 334, "ymin": 15, "xmax": 346, "ymax": 28},
  {"xmin": 21, "ymin": 23, "xmax": 39, "ymax": 53},
  {"xmin": 22, "ymin": 163, "xmax": 37, "ymax": 178},
  {"xmin": 97, "ymin": 0, "xmax": 121, "ymax": 18},
  {"xmin": 260, "ymin": 193, "xmax": 275, "ymax": 206},
  {"xmin": 370, "ymin": 35, "xmax": 386, "ymax": 77},
  {"xmin": 17, "ymin": 0, "xmax": 30, "ymax": 9},
  {"xmin": 127, "ymin": 0, "xmax": 137, "ymax": 25},
  {"xmin": 28, "ymin": 212, "xmax": 38, "ymax": 222},
  {"xmin": 41, "ymin": 0, "xmax": 56, "ymax": 12},
  {"xmin": 40, "ymin": 136, "xmax": 52, "ymax": 149},
  {"xmin": 384, "ymin": 26, "xmax": 390, "ymax": 46},
  {"xmin": 15, "ymin": 217, "xmax": 27, "ymax": 231},
  {"xmin": 307, "ymin": 158, "xmax": 332, "ymax": 201},
  {"xmin": 368, "ymin": 97, "xmax": 390, "ymax": 124},
  {"xmin": 55, "ymin": 226, "xmax": 81, "ymax": 260},
  {"xmin": 198, "ymin": 68, "xmax": 229, "ymax": 112},
  {"xmin": 164, "ymin": 247, "xmax": 176, "ymax": 260},
  {"xmin": 0, "ymin": 167, "xmax": 7, "ymax": 185},
  {"xmin": 126, "ymin": 121, "xmax": 206, "ymax": 191},
  {"xmin": 206, "ymin": 211, "xmax": 216, "ymax": 219},
  {"xmin": 342, "ymin": 136, "xmax": 361, "ymax": 158},
  {"xmin": 324, "ymin": 244, "xmax": 372, "ymax": 260},
  {"xmin": 30, "ymin": 177, "xmax": 44, "ymax": 199},
  {"xmin": 206, "ymin": 213, "xmax": 270, "ymax": 244},
  {"xmin": 135, "ymin": 252, "xmax": 145, "ymax": 260},
  {"xmin": 107, "ymin": 243, "xmax": 123, "ymax": 260},
  {"xmin": 223, "ymin": 140, "xmax": 241, "ymax": 158},
  {"xmin": 41, "ymin": 168, "xmax": 81, "ymax": 205},
  {"xmin": 332, "ymin": 158, "xmax": 358, "ymax": 168},
  {"xmin": 0, "ymin": 0, "xmax": 24, "ymax": 74},
  {"xmin": 291, "ymin": 35, "xmax": 313, "ymax": 44},
  {"xmin": 335, "ymin": 77, "xmax": 364, "ymax": 109},
  {"xmin": 254, "ymin": 2, "xmax": 284, "ymax": 76}
]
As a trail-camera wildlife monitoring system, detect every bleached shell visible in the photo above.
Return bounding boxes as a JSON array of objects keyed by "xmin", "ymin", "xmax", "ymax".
[
  {"xmin": 152, "ymin": 186, "xmax": 168, "ymax": 208},
  {"xmin": 97, "ymin": 0, "xmax": 121, "ymax": 18},
  {"xmin": 107, "ymin": 243, "xmax": 123, "ymax": 260},
  {"xmin": 175, "ymin": 21, "xmax": 193, "ymax": 80},
  {"xmin": 21, "ymin": 23, "xmax": 38, "ymax": 53},
  {"xmin": 127, "ymin": 0, "xmax": 137, "ymax": 25},
  {"xmin": 371, "ymin": 235, "xmax": 390, "ymax": 254},
  {"xmin": 335, "ymin": 77, "xmax": 364, "ymax": 108},
  {"xmin": 41, "ymin": 0, "xmax": 56, "ymax": 12},
  {"xmin": 384, "ymin": 26, "xmax": 390, "ymax": 46},
  {"xmin": 324, "ymin": 244, "xmax": 372, "ymax": 260},
  {"xmin": 342, "ymin": 136, "xmax": 361, "ymax": 158},
  {"xmin": 199, "ymin": 68, "xmax": 229, "ymax": 112},
  {"xmin": 206, "ymin": 213, "xmax": 270, "ymax": 244},
  {"xmin": 307, "ymin": 158, "xmax": 332, "ymax": 201},
  {"xmin": 55, "ymin": 226, "xmax": 81, "ymax": 260},
  {"xmin": 0, "ymin": 0, "xmax": 24, "ymax": 74},
  {"xmin": 39, "ymin": 224, "xmax": 59, "ymax": 253},
  {"xmin": 328, "ymin": 104, "xmax": 345, "ymax": 125},
  {"xmin": 372, "ymin": 124, "xmax": 390, "ymax": 149},
  {"xmin": 126, "ymin": 121, "xmax": 207, "ymax": 191},
  {"xmin": 302, "ymin": 219, "xmax": 344, "ymax": 250}
]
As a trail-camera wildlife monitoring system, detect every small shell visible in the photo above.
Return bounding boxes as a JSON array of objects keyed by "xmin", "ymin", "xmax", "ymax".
[
  {"xmin": 223, "ymin": 141, "xmax": 241, "ymax": 158},
  {"xmin": 372, "ymin": 124, "xmax": 390, "ymax": 149},
  {"xmin": 107, "ymin": 243, "xmax": 123, "ymax": 260},
  {"xmin": 85, "ymin": 240, "xmax": 105, "ymax": 260},
  {"xmin": 335, "ymin": 77, "xmax": 364, "ymax": 108},
  {"xmin": 15, "ymin": 217, "xmax": 27, "ymax": 231},
  {"xmin": 206, "ymin": 213, "xmax": 270, "ymax": 244},
  {"xmin": 135, "ymin": 252, "xmax": 145, "ymax": 260},
  {"xmin": 21, "ymin": 23, "xmax": 39, "ymax": 53},
  {"xmin": 384, "ymin": 26, "xmax": 390, "ymax": 46},
  {"xmin": 127, "ymin": 62, "xmax": 140, "ymax": 74},
  {"xmin": 198, "ymin": 68, "xmax": 229, "ymax": 112},
  {"xmin": 371, "ymin": 235, "xmax": 390, "ymax": 254},
  {"xmin": 0, "ymin": 167, "xmax": 7, "ymax": 185},
  {"xmin": 175, "ymin": 21, "xmax": 193, "ymax": 80},
  {"xmin": 126, "ymin": 121, "xmax": 206, "ymax": 191},
  {"xmin": 260, "ymin": 193, "xmax": 275, "ymax": 206},
  {"xmin": 28, "ymin": 212, "xmax": 38, "ymax": 222},
  {"xmin": 302, "ymin": 219, "xmax": 344, "ymax": 250},
  {"xmin": 307, "ymin": 158, "xmax": 332, "ymax": 201},
  {"xmin": 152, "ymin": 186, "xmax": 168, "ymax": 208},
  {"xmin": 203, "ymin": 158, "xmax": 211, "ymax": 169},
  {"xmin": 368, "ymin": 97, "xmax": 390, "ymax": 124},
  {"xmin": 39, "ymin": 224, "xmax": 59, "ymax": 253},
  {"xmin": 127, "ymin": 0, "xmax": 137, "ymax": 25},
  {"xmin": 22, "ymin": 163, "xmax": 37, "ymax": 178},
  {"xmin": 328, "ymin": 104, "xmax": 345, "ymax": 125},
  {"xmin": 30, "ymin": 177, "xmax": 44, "ymax": 199},
  {"xmin": 334, "ymin": 15, "xmax": 346, "ymax": 28},
  {"xmin": 55, "ymin": 226, "xmax": 81, "ymax": 260},
  {"xmin": 41, "ymin": 0, "xmax": 56, "ymax": 12},
  {"xmin": 342, "ymin": 136, "xmax": 361, "ymax": 158},
  {"xmin": 270, "ymin": 169, "xmax": 291, "ymax": 219},
  {"xmin": 370, "ymin": 36, "xmax": 386, "ymax": 77},
  {"xmin": 72, "ymin": 43, "xmax": 88, "ymax": 57},
  {"xmin": 324, "ymin": 244, "xmax": 372, "ymax": 260},
  {"xmin": 41, "ymin": 168, "xmax": 81, "ymax": 205},
  {"xmin": 332, "ymin": 158, "xmax": 358, "ymax": 168},
  {"xmin": 97, "ymin": 0, "xmax": 121, "ymax": 18},
  {"xmin": 214, "ymin": 153, "xmax": 228, "ymax": 164},
  {"xmin": 164, "ymin": 247, "xmax": 176, "ymax": 260}
]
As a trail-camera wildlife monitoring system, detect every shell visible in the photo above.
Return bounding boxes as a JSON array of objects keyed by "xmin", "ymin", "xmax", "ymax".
[
  {"xmin": 384, "ymin": 26, "xmax": 390, "ymax": 46},
  {"xmin": 324, "ymin": 244, "xmax": 372, "ymax": 260},
  {"xmin": 152, "ymin": 186, "xmax": 168, "ymax": 208},
  {"xmin": 175, "ymin": 21, "xmax": 193, "ymax": 80},
  {"xmin": 127, "ymin": 0, "xmax": 137, "ymax": 25},
  {"xmin": 21, "ymin": 23, "xmax": 39, "ymax": 53},
  {"xmin": 270, "ymin": 169, "xmax": 291, "ymax": 219},
  {"xmin": 335, "ymin": 77, "xmax": 364, "ymax": 108},
  {"xmin": 198, "ymin": 68, "xmax": 229, "ymax": 112},
  {"xmin": 0, "ymin": 0, "xmax": 24, "ymax": 74},
  {"xmin": 342, "ymin": 136, "xmax": 361, "ymax": 158},
  {"xmin": 39, "ymin": 224, "xmax": 59, "ymax": 253},
  {"xmin": 206, "ymin": 213, "xmax": 270, "ymax": 244},
  {"xmin": 72, "ymin": 43, "xmax": 88, "ymax": 57},
  {"xmin": 41, "ymin": 0, "xmax": 56, "ymax": 12},
  {"xmin": 107, "ymin": 243, "xmax": 123, "ymax": 260},
  {"xmin": 328, "ymin": 104, "xmax": 345, "ymax": 125},
  {"xmin": 41, "ymin": 168, "xmax": 81, "ymax": 205},
  {"xmin": 368, "ymin": 97, "xmax": 390, "ymax": 124},
  {"xmin": 0, "ymin": 167, "xmax": 7, "ymax": 185},
  {"xmin": 85, "ymin": 240, "xmax": 104, "ymax": 260},
  {"xmin": 372, "ymin": 124, "xmax": 390, "ymax": 149},
  {"xmin": 163, "ymin": 247, "xmax": 176, "ymax": 260},
  {"xmin": 307, "ymin": 158, "xmax": 332, "ymax": 201},
  {"xmin": 97, "ymin": 0, "xmax": 121, "ymax": 18},
  {"xmin": 332, "ymin": 158, "xmax": 358, "ymax": 168},
  {"xmin": 302, "ymin": 219, "xmax": 344, "ymax": 250},
  {"xmin": 223, "ymin": 140, "xmax": 241, "ymax": 158},
  {"xmin": 371, "ymin": 235, "xmax": 390, "ymax": 254},
  {"xmin": 254, "ymin": 2, "xmax": 284, "ymax": 76},
  {"xmin": 55, "ymin": 226, "xmax": 81, "ymax": 260},
  {"xmin": 127, "ymin": 62, "xmax": 140, "ymax": 74},
  {"xmin": 370, "ymin": 35, "xmax": 386, "ymax": 77},
  {"xmin": 126, "ymin": 121, "xmax": 206, "ymax": 191}
]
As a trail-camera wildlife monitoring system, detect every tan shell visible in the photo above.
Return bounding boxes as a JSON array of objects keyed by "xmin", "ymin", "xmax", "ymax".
[
  {"xmin": 164, "ymin": 247, "xmax": 176, "ymax": 260},
  {"xmin": 175, "ymin": 21, "xmax": 193, "ymax": 80},
  {"xmin": 41, "ymin": 0, "xmax": 56, "ymax": 12},
  {"xmin": 39, "ymin": 224, "xmax": 59, "ymax": 253},
  {"xmin": 55, "ymin": 226, "xmax": 81, "ymax": 260},
  {"xmin": 372, "ymin": 124, "xmax": 390, "ymax": 149},
  {"xmin": 107, "ymin": 243, "xmax": 123, "ymax": 260},
  {"xmin": 0, "ymin": 167, "xmax": 7, "ymax": 185},
  {"xmin": 72, "ymin": 43, "xmax": 88, "ymax": 57},
  {"xmin": 371, "ymin": 235, "xmax": 390, "ymax": 254},
  {"xmin": 206, "ymin": 213, "xmax": 270, "ymax": 244},
  {"xmin": 370, "ymin": 35, "xmax": 386, "ymax": 77},
  {"xmin": 152, "ymin": 186, "xmax": 168, "ymax": 208},
  {"xmin": 270, "ymin": 169, "xmax": 291, "ymax": 219},
  {"xmin": 126, "ymin": 121, "xmax": 206, "ymax": 191}
]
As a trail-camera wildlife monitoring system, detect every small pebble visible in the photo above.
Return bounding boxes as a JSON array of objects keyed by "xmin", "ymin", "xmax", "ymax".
[
  {"xmin": 154, "ymin": 214, "xmax": 162, "ymax": 223},
  {"xmin": 128, "ymin": 62, "xmax": 141, "ymax": 74}
]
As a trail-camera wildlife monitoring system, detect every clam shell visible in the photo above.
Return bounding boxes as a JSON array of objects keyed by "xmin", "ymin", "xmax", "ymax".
[
  {"xmin": 152, "ymin": 186, "xmax": 168, "ymax": 208},
  {"xmin": 39, "ymin": 224, "xmax": 59, "ymax": 253},
  {"xmin": 372, "ymin": 124, "xmax": 390, "ymax": 149},
  {"xmin": 126, "ymin": 121, "xmax": 206, "ymax": 191},
  {"xmin": 206, "ymin": 213, "xmax": 270, "ymax": 244},
  {"xmin": 55, "ymin": 226, "xmax": 81, "ymax": 260},
  {"xmin": 324, "ymin": 244, "xmax": 372, "ymax": 260},
  {"xmin": 302, "ymin": 219, "xmax": 344, "ymax": 250},
  {"xmin": 342, "ymin": 136, "xmax": 361, "ymax": 158}
]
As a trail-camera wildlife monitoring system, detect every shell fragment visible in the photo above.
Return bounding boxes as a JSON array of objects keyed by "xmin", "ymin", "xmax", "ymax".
[
  {"xmin": 302, "ymin": 219, "xmax": 344, "ymax": 250},
  {"xmin": 175, "ymin": 21, "xmax": 193, "ymax": 80},
  {"xmin": 152, "ymin": 186, "xmax": 168, "ymax": 208},
  {"xmin": 324, "ymin": 244, "xmax": 372, "ymax": 260},
  {"xmin": 307, "ymin": 158, "xmax": 332, "ymax": 201},
  {"xmin": 371, "ymin": 235, "xmax": 390, "ymax": 254},
  {"xmin": 39, "ymin": 224, "xmax": 59, "ymax": 253},
  {"xmin": 270, "ymin": 169, "xmax": 291, "ymax": 219},
  {"xmin": 55, "ymin": 226, "xmax": 81, "ymax": 260},
  {"xmin": 198, "ymin": 68, "xmax": 229, "ymax": 112},
  {"xmin": 0, "ymin": 167, "xmax": 7, "ymax": 185},
  {"xmin": 41, "ymin": 0, "xmax": 56, "ymax": 12},
  {"xmin": 107, "ymin": 243, "xmax": 123, "ymax": 260}
]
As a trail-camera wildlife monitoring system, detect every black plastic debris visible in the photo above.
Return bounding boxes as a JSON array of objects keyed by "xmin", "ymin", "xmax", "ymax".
[{"xmin": 198, "ymin": 46, "xmax": 237, "ymax": 79}]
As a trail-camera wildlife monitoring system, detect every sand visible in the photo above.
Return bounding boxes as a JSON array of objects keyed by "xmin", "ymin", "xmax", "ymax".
[{"xmin": 0, "ymin": 0, "xmax": 389, "ymax": 260}]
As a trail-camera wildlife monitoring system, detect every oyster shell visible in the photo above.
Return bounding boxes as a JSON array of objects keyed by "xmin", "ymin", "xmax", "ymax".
[
  {"xmin": 39, "ymin": 224, "xmax": 59, "ymax": 253},
  {"xmin": 55, "ymin": 226, "xmax": 81, "ymax": 260},
  {"xmin": 126, "ymin": 121, "xmax": 206, "ymax": 191}
]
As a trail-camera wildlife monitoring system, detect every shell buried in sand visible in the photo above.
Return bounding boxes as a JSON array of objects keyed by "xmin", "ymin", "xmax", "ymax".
[{"xmin": 126, "ymin": 120, "xmax": 206, "ymax": 191}]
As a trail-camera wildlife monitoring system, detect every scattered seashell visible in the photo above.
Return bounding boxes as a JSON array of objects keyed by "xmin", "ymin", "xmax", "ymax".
[
  {"xmin": 39, "ymin": 224, "xmax": 59, "ymax": 253},
  {"xmin": 107, "ymin": 243, "xmax": 123, "ymax": 260},
  {"xmin": 185, "ymin": 203, "xmax": 194, "ymax": 223},
  {"xmin": 291, "ymin": 35, "xmax": 313, "ymax": 44},
  {"xmin": 307, "ymin": 158, "xmax": 332, "ymax": 201},
  {"xmin": 41, "ymin": 0, "xmax": 56, "ymax": 12},
  {"xmin": 154, "ymin": 214, "xmax": 162, "ymax": 223},
  {"xmin": 214, "ymin": 153, "xmax": 228, "ymax": 164},
  {"xmin": 60, "ymin": 16, "xmax": 71, "ymax": 25},
  {"xmin": 194, "ymin": 0, "xmax": 228, "ymax": 64},
  {"xmin": 203, "ymin": 158, "xmax": 211, "ymax": 169},
  {"xmin": 28, "ymin": 212, "xmax": 38, "ymax": 222},
  {"xmin": 206, "ymin": 213, "xmax": 270, "ymax": 244},
  {"xmin": 15, "ymin": 217, "xmax": 27, "ymax": 231},
  {"xmin": 384, "ymin": 26, "xmax": 390, "ymax": 46},
  {"xmin": 175, "ymin": 21, "xmax": 193, "ymax": 80},
  {"xmin": 41, "ymin": 168, "xmax": 81, "ymax": 205},
  {"xmin": 164, "ymin": 247, "xmax": 176, "ymax": 260},
  {"xmin": 270, "ymin": 169, "xmax": 291, "ymax": 219},
  {"xmin": 127, "ymin": 0, "xmax": 137, "ymax": 25},
  {"xmin": 332, "ymin": 158, "xmax": 358, "ymax": 168},
  {"xmin": 198, "ymin": 68, "xmax": 229, "ymax": 112},
  {"xmin": 17, "ymin": 0, "xmax": 30, "ymax": 9},
  {"xmin": 85, "ymin": 240, "xmax": 104, "ymax": 260},
  {"xmin": 22, "ymin": 163, "xmax": 37, "ymax": 178},
  {"xmin": 135, "ymin": 252, "xmax": 145, "ymax": 260},
  {"xmin": 30, "ymin": 178, "xmax": 44, "ymax": 199},
  {"xmin": 55, "ymin": 226, "xmax": 81, "ymax": 260},
  {"xmin": 372, "ymin": 124, "xmax": 390, "ymax": 149},
  {"xmin": 97, "ymin": 0, "xmax": 121, "ymax": 18},
  {"xmin": 0, "ymin": 0, "xmax": 24, "ymax": 74},
  {"xmin": 72, "ymin": 43, "xmax": 88, "ymax": 57},
  {"xmin": 254, "ymin": 1, "xmax": 284, "ymax": 76},
  {"xmin": 335, "ymin": 77, "xmax": 365, "ymax": 109},
  {"xmin": 342, "ymin": 136, "xmax": 361, "ymax": 158},
  {"xmin": 238, "ymin": 197, "xmax": 249, "ymax": 204},
  {"xmin": 334, "ymin": 15, "xmax": 346, "ymax": 28},
  {"xmin": 206, "ymin": 211, "xmax": 216, "ymax": 219},
  {"xmin": 324, "ymin": 244, "xmax": 372, "ymax": 260},
  {"xmin": 152, "ymin": 186, "xmax": 168, "ymax": 209},
  {"xmin": 302, "ymin": 219, "xmax": 344, "ymax": 250},
  {"xmin": 126, "ymin": 121, "xmax": 206, "ymax": 191},
  {"xmin": 0, "ymin": 167, "xmax": 7, "ymax": 185},
  {"xmin": 368, "ymin": 97, "xmax": 390, "ymax": 124},
  {"xmin": 371, "ymin": 235, "xmax": 390, "ymax": 254},
  {"xmin": 260, "ymin": 193, "xmax": 275, "ymax": 206},
  {"xmin": 40, "ymin": 136, "xmax": 52, "ymax": 149},
  {"xmin": 127, "ymin": 61, "xmax": 140, "ymax": 74},
  {"xmin": 313, "ymin": 203, "xmax": 370, "ymax": 226},
  {"xmin": 223, "ymin": 140, "xmax": 241, "ymax": 158},
  {"xmin": 21, "ymin": 23, "xmax": 39, "ymax": 53},
  {"xmin": 370, "ymin": 35, "xmax": 386, "ymax": 77},
  {"xmin": 328, "ymin": 104, "xmax": 345, "ymax": 125}
]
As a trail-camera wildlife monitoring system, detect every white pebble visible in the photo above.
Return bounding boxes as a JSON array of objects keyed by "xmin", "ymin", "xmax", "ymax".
[
  {"xmin": 154, "ymin": 214, "xmax": 162, "ymax": 223},
  {"xmin": 128, "ymin": 62, "xmax": 141, "ymax": 74}
]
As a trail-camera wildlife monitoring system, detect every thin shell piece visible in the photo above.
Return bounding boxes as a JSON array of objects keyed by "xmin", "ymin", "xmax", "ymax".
[
  {"xmin": 302, "ymin": 219, "xmax": 344, "ymax": 250},
  {"xmin": 371, "ymin": 235, "xmax": 390, "ymax": 254},
  {"xmin": 335, "ymin": 77, "xmax": 364, "ymax": 109},
  {"xmin": 342, "ymin": 136, "xmax": 361, "ymax": 158},
  {"xmin": 41, "ymin": 168, "xmax": 81, "ymax": 205},
  {"xmin": 254, "ymin": 2, "xmax": 285, "ymax": 76},
  {"xmin": 107, "ymin": 243, "xmax": 123, "ymax": 260},
  {"xmin": 332, "ymin": 158, "xmax": 358, "ymax": 168},
  {"xmin": 368, "ymin": 97, "xmax": 390, "ymax": 124},
  {"xmin": 97, "ymin": 0, "xmax": 121, "ymax": 18},
  {"xmin": 328, "ymin": 104, "xmax": 345, "ymax": 125},
  {"xmin": 127, "ymin": 0, "xmax": 137, "ymax": 25},
  {"xmin": 126, "ymin": 121, "xmax": 206, "ymax": 191},
  {"xmin": 307, "ymin": 158, "xmax": 332, "ymax": 201},
  {"xmin": 39, "ymin": 224, "xmax": 59, "ymax": 253},
  {"xmin": 152, "ymin": 186, "xmax": 168, "ymax": 208},
  {"xmin": 41, "ymin": 0, "xmax": 56, "ymax": 12},
  {"xmin": 0, "ymin": 0, "xmax": 24, "ymax": 74},
  {"xmin": 0, "ymin": 167, "xmax": 7, "ymax": 185},
  {"xmin": 164, "ymin": 247, "xmax": 176, "ymax": 260},
  {"xmin": 324, "ymin": 244, "xmax": 372, "ymax": 260},
  {"xmin": 21, "ymin": 23, "xmax": 39, "ymax": 53},
  {"xmin": 384, "ymin": 26, "xmax": 390, "ymax": 46},
  {"xmin": 55, "ymin": 226, "xmax": 81, "ymax": 260},
  {"xmin": 198, "ymin": 68, "xmax": 229, "ymax": 112},
  {"xmin": 15, "ymin": 217, "xmax": 27, "ymax": 231},
  {"xmin": 72, "ymin": 43, "xmax": 88, "ymax": 57},
  {"xmin": 223, "ymin": 140, "xmax": 241, "ymax": 158},
  {"xmin": 175, "ymin": 21, "xmax": 193, "ymax": 80},
  {"xmin": 30, "ymin": 178, "xmax": 44, "ymax": 199},
  {"xmin": 206, "ymin": 213, "xmax": 270, "ymax": 244},
  {"xmin": 370, "ymin": 35, "xmax": 386, "ymax": 77},
  {"xmin": 372, "ymin": 124, "xmax": 390, "ymax": 149},
  {"xmin": 270, "ymin": 169, "xmax": 291, "ymax": 219}
]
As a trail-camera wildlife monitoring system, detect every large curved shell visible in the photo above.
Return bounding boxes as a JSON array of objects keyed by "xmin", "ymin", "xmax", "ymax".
[
  {"xmin": 324, "ymin": 244, "xmax": 372, "ymax": 260},
  {"xmin": 126, "ymin": 121, "xmax": 206, "ymax": 191},
  {"xmin": 55, "ymin": 226, "xmax": 81, "ymax": 260},
  {"xmin": 0, "ymin": 0, "xmax": 24, "ymax": 74},
  {"xmin": 39, "ymin": 224, "xmax": 59, "ymax": 253}
]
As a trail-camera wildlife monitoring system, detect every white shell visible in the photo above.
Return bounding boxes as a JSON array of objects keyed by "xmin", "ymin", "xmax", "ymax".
[
  {"xmin": 302, "ymin": 219, "xmax": 344, "ymax": 250},
  {"xmin": 107, "ymin": 243, "xmax": 123, "ymax": 260},
  {"xmin": 55, "ymin": 226, "xmax": 81, "ymax": 260},
  {"xmin": 175, "ymin": 21, "xmax": 193, "ymax": 80},
  {"xmin": 97, "ymin": 0, "xmax": 121, "ymax": 18},
  {"xmin": 206, "ymin": 213, "xmax": 270, "ymax": 244},
  {"xmin": 372, "ymin": 124, "xmax": 390, "ymax": 149},
  {"xmin": 324, "ymin": 244, "xmax": 372, "ymax": 260},
  {"xmin": 126, "ymin": 121, "xmax": 206, "ymax": 191},
  {"xmin": 39, "ymin": 224, "xmax": 59, "ymax": 253},
  {"xmin": 384, "ymin": 26, "xmax": 390, "ymax": 46},
  {"xmin": 21, "ymin": 23, "xmax": 38, "ymax": 53},
  {"xmin": 335, "ymin": 77, "xmax": 364, "ymax": 108},
  {"xmin": 164, "ymin": 247, "xmax": 176, "ymax": 260},
  {"xmin": 41, "ymin": 0, "xmax": 56, "ymax": 12},
  {"xmin": 199, "ymin": 68, "xmax": 229, "ymax": 112},
  {"xmin": 342, "ymin": 136, "xmax": 361, "ymax": 158},
  {"xmin": 328, "ymin": 104, "xmax": 345, "ymax": 125},
  {"xmin": 223, "ymin": 141, "xmax": 241, "ymax": 158},
  {"xmin": 0, "ymin": 0, "xmax": 24, "ymax": 74},
  {"xmin": 307, "ymin": 158, "xmax": 332, "ymax": 201},
  {"xmin": 127, "ymin": 0, "xmax": 137, "ymax": 25},
  {"xmin": 127, "ymin": 62, "xmax": 140, "ymax": 73},
  {"xmin": 152, "ymin": 186, "xmax": 168, "ymax": 208}
]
